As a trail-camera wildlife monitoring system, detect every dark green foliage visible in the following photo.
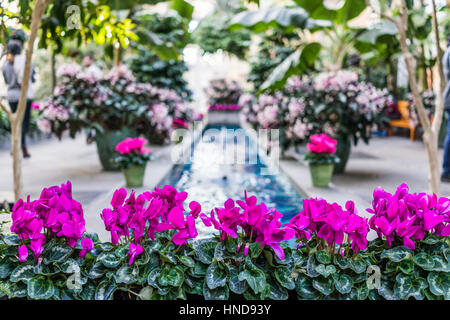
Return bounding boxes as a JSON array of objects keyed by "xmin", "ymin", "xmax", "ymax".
[
  {"xmin": 0, "ymin": 231, "xmax": 448, "ymax": 300},
  {"xmin": 247, "ymin": 31, "xmax": 300, "ymax": 92},
  {"xmin": 192, "ymin": 13, "xmax": 251, "ymax": 60},
  {"xmin": 129, "ymin": 13, "xmax": 192, "ymax": 101}
]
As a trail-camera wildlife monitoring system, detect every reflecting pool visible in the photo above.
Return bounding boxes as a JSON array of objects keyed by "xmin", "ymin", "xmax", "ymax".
[{"xmin": 158, "ymin": 125, "xmax": 303, "ymax": 229}]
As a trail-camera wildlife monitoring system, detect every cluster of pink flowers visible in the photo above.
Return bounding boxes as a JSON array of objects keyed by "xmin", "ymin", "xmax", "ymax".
[
  {"xmin": 307, "ymin": 134, "xmax": 337, "ymax": 154},
  {"xmin": 56, "ymin": 63, "xmax": 82, "ymax": 78},
  {"xmin": 367, "ymin": 184, "xmax": 450, "ymax": 249},
  {"xmin": 115, "ymin": 137, "xmax": 152, "ymax": 155},
  {"xmin": 10, "ymin": 181, "xmax": 92, "ymax": 263},
  {"xmin": 106, "ymin": 64, "xmax": 136, "ymax": 84},
  {"xmin": 287, "ymin": 199, "xmax": 369, "ymax": 255},
  {"xmin": 208, "ymin": 104, "xmax": 242, "ymax": 111},
  {"xmin": 199, "ymin": 192, "xmax": 295, "ymax": 259},
  {"xmin": 101, "ymin": 185, "xmax": 200, "ymax": 265},
  {"xmin": 37, "ymin": 99, "xmax": 71, "ymax": 134},
  {"xmin": 313, "ymin": 70, "xmax": 358, "ymax": 91},
  {"xmin": 172, "ymin": 118, "xmax": 189, "ymax": 129},
  {"xmin": 205, "ymin": 79, "xmax": 242, "ymax": 107}
]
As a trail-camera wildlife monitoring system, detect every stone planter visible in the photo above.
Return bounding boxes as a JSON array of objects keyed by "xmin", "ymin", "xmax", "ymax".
[
  {"xmin": 95, "ymin": 128, "xmax": 136, "ymax": 171},
  {"xmin": 122, "ymin": 164, "xmax": 146, "ymax": 188},
  {"xmin": 334, "ymin": 136, "xmax": 351, "ymax": 174},
  {"xmin": 309, "ymin": 163, "xmax": 334, "ymax": 187}
]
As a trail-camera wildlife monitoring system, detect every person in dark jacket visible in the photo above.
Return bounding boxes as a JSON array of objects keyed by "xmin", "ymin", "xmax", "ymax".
[
  {"xmin": 2, "ymin": 39, "xmax": 35, "ymax": 158},
  {"xmin": 441, "ymin": 36, "xmax": 450, "ymax": 182}
]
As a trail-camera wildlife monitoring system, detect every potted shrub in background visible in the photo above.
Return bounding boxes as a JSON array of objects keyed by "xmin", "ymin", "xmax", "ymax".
[
  {"xmin": 304, "ymin": 133, "xmax": 339, "ymax": 187},
  {"xmin": 113, "ymin": 137, "xmax": 153, "ymax": 188},
  {"xmin": 38, "ymin": 63, "xmax": 197, "ymax": 170},
  {"xmin": 240, "ymin": 71, "xmax": 393, "ymax": 172},
  {"xmin": 205, "ymin": 79, "xmax": 243, "ymax": 125}
]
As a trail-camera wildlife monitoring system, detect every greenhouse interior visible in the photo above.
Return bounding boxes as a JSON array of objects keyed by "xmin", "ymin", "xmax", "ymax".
[{"xmin": 0, "ymin": 0, "xmax": 449, "ymax": 305}]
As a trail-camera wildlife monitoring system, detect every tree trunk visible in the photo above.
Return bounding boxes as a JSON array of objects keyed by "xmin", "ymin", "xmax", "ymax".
[
  {"xmin": 50, "ymin": 47, "xmax": 56, "ymax": 91},
  {"xmin": 11, "ymin": 117, "xmax": 23, "ymax": 201},
  {"xmin": 389, "ymin": 0, "xmax": 444, "ymax": 195},
  {"xmin": 113, "ymin": 43, "xmax": 121, "ymax": 67},
  {"xmin": 10, "ymin": 0, "xmax": 50, "ymax": 200}
]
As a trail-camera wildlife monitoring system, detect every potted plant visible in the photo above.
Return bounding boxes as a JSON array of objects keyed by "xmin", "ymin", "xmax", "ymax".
[
  {"xmin": 113, "ymin": 137, "xmax": 153, "ymax": 188},
  {"xmin": 240, "ymin": 71, "xmax": 393, "ymax": 172},
  {"xmin": 304, "ymin": 133, "xmax": 339, "ymax": 187},
  {"xmin": 38, "ymin": 63, "xmax": 197, "ymax": 170}
]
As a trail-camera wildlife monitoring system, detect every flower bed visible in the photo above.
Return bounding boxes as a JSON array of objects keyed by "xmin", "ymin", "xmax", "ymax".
[{"xmin": 0, "ymin": 182, "xmax": 448, "ymax": 300}]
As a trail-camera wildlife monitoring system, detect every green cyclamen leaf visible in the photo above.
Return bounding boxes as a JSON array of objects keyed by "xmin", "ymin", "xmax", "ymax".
[
  {"xmin": 315, "ymin": 264, "xmax": 336, "ymax": 278},
  {"xmin": 98, "ymin": 252, "xmax": 122, "ymax": 268},
  {"xmin": 315, "ymin": 251, "xmax": 331, "ymax": 264},
  {"xmin": 193, "ymin": 239, "xmax": 217, "ymax": 264},
  {"xmin": 413, "ymin": 252, "xmax": 435, "ymax": 271},
  {"xmin": 334, "ymin": 273, "xmax": 353, "ymax": 294},
  {"xmin": 274, "ymin": 266, "xmax": 295, "ymax": 290},
  {"xmin": 94, "ymin": 279, "xmax": 116, "ymax": 300},
  {"xmin": 227, "ymin": 265, "xmax": 248, "ymax": 294},
  {"xmin": 158, "ymin": 265, "xmax": 184, "ymax": 287},
  {"xmin": 296, "ymin": 273, "xmax": 318, "ymax": 299},
  {"xmin": 431, "ymin": 256, "xmax": 450, "ymax": 272},
  {"xmin": 394, "ymin": 273, "xmax": 428, "ymax": 300},
  {"xmin": 10, "ymin": 264, "xmax": 35, "ymax": 283},
  {"xmin": 349, "ymin": 258, "xmax": 366, "ymax": 274},
  {"xmin": 267, "ymin": 276, "xmax": 288, "ymax": 300},
  {"xmin": 0, "ymin": 257, "xmax": 17, "ymax": 279},
  {"xmin": 203, "ymin": 282, "xmax": 229, "ymax": 300},
  {"xmin": 43, "ymin": 244, "xmax": 73, "ymax": 264},
  {"xmin": 381, "ymin": 246, "xmax": 412, "ymax": 262},
  {"xmin": 398, "ymin": 259, "xmax": 415, "ymax": 274},
  {"xmin": 178, "ymin": 255, "xmax": 195, "ymax": 268},
  {"xmin": 238, "ymin": 269, "xmax": 266, "ymax": 294},
  {"xmin": 427, "ymin": 272, "xmax": 450, "ymax": 299},
  {"xmin": 115, "ymin": 265, "xmax": 138, "ymax": 284},
  {"xmin": 312, "ymin": 277, "xmax": 334, "ymax": 295},
  {"xmin": 206, "ymin": 262, "xmax": 227, "ymax": 290},
  {"xmin": 27, "ymin": 276, "xmax": 55, "ymax": 299},
  {"xmin": 306, "ymin": 255, "xmax": 320, "ymax": 278}
]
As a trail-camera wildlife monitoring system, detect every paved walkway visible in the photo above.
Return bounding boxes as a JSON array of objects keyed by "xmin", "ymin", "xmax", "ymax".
[{"xmin": 0, "ymin": 133, "xmax": 448, "ymax": 240}]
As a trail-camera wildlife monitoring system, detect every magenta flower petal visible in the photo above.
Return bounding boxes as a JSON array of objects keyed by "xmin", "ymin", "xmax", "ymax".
[{"xmin": 18, "ymin": 245, "xmax": 28, "ymax": 262}]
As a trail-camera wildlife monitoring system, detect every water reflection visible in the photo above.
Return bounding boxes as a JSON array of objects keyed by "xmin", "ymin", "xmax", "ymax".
[{"xmin": 158, "ymin": 125, "xmax": 303, "ymax": 236}]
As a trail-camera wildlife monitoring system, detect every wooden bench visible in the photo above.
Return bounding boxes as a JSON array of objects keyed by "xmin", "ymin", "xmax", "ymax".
[{"xmin": 387, "ymin": 100, "xmax": 416, "ymax": 141}]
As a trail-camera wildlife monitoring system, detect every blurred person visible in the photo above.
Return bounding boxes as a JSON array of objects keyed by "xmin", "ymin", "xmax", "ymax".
[
  {"xmin": 1, "ymin": 39, "xmax": 35, "ymax": 158},
  {"xmin": 442, "ymin": 36, "xmax": 450, "ymax": 182}
]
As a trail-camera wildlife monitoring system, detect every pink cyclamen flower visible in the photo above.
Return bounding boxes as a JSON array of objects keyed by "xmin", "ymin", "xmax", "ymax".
[
  {"xmin": 10, "ymin": 181, "xmax": 87, "ymax": 263},
  {"xmin": 18, "ymin": 244, "xmax": 28, "ymax": 262},
  {"xmin": 115, "ymin": 137, "xmax": 151, "ymax": 155},
  {"xmin": 307, "ymin": 133, "xmax": 337, "ymax": 154},
  {"xmin": 79, "ymin": 238, "xmax": 94, "ymax": 258},
  {"xmin": 128, "ymin": 242, "xmax": 144, "ymax": 265},
  {"xmin": 367, "ymin": 183, "xmax": 450, "ymax": 249}
]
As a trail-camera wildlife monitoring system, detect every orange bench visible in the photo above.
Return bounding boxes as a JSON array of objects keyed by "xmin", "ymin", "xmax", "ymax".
[{"xmin": 387, "ymin": 100, "xmax": 416, "ymax": 141}]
